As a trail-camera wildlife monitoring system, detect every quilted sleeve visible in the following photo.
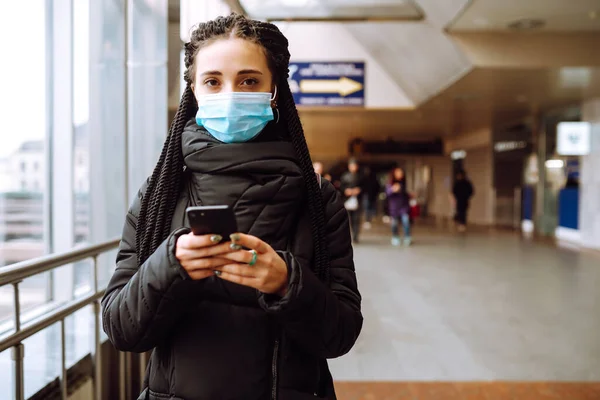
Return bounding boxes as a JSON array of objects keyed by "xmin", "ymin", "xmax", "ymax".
[
  {"xmin": 258, "ymin": 180, "xmax": 363, "ymax": 358},
  {"xmin": 101, "ymin": 179, "xmax": 193, "ymax": 353}
]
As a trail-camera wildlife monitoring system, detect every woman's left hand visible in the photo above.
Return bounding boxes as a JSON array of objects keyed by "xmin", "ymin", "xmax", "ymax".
[{"xmin": 214, "ymin": 233, "xmax": 289, "ymax": 297}]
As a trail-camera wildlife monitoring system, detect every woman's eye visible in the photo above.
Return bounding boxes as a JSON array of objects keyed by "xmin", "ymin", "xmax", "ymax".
[
  {"xmin": 204, "ymin": 79, "xmax": 219, "ymax": 87},
  {"xmin": 241, "ymin": 78, "xmax": 258, "ymax": 86}
]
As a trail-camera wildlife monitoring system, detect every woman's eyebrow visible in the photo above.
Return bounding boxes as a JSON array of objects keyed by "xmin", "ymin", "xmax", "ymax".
[
  {"xmin": 200, "ymin": 70, "xmax": 222, "ymax": 76},
  {"xmin": 200, "ymin": 69, "xmax": 263, "ymax": 76},
  {"xmin": 237, "ymin": 69, "xmax": 263, "ymax": 75}
]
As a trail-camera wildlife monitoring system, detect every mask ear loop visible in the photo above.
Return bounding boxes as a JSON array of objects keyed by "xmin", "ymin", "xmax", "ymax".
[{"xmin": 271, "ymin": 86, "xmax": 280, "ymax": 124}]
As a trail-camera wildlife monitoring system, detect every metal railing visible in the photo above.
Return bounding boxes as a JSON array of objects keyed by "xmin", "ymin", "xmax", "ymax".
[{"xmin": 0, "ymin": 238, "xmax": 120, "ymax": 400}]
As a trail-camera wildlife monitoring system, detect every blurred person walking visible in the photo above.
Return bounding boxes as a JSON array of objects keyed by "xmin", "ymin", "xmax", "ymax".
[
  {"xmin": 313, "ymin": 161, "xmax": 324, "ymax": 176},
  {"xmin": 386, "ymin": 167, "xmax": 411, "ymax": 246},
  {"xmin": 340, "ymin": 159, "xmax": 363, "ymax": 243},
  {"xmin": 361, "ymin": 166, "xmax": 380, "ymax": 229},
  {"xmin": 313, "ymin": 161, "xmax": 333, "ymax": 183},
  {"xmin": 452, "ymin": 170, "xmax": 474, "ymax": 232}
]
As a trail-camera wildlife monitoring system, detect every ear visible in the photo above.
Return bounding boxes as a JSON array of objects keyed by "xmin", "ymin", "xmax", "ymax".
[{"xmin": 270, "ymin": 85, "xmax": 278, "ymax": 108}]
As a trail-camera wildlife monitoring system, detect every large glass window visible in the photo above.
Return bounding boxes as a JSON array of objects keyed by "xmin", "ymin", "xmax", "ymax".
[
  {"xmin": 73, "ymin": 0, "xmax": 93, "ymax": 295},
  {"xmin": 89, "ymin": 0, "xmax": 128, "ymax": 289},
  {"xmin": 0, "ymin": 0, "xmax": 49, "ymax": 317},
  {"xmin": 128, "ymin": 0, "xmax": 169, "ymax": 202},
  {"xmin": 0, "ymin": 0, "xmax": 168, "ymax": 397},
  {"xmin": 0, "ymin": 1, "xmax": 52, "ymax": 396}
]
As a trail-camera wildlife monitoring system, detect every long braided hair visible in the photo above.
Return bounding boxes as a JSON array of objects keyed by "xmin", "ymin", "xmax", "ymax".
[{"xmin": 135, "ymin": 14, "xmax": 330, "ymax": 282}]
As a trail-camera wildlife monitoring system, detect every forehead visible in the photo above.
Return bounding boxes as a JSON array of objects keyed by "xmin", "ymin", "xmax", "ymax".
[{"xmin": 195, "ymin": 37, "xmax": 269, "ymax": 73}]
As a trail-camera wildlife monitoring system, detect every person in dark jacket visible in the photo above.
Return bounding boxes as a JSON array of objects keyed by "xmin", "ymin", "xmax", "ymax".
[
  {"xmin": 452, "ymin": 170, "xmax": 474, "ymax": 232},
  {"xmin": 385, "ymin": 167, "xmax": 411, "ymax": 246},
  {"xmin": 361, "ymin": 167, "xmax": 380, "ymax": 229},
  {"xmin": 339, "ymin": 159, "xmax": 362, "ymax": 243},
  {"xmin": 101, "ymin": 14, "xmax": 362, "ymax": 400}
]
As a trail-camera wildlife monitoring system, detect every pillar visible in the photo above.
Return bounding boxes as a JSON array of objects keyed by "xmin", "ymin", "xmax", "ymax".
[{"xmin": 579, "ymin": 99, "xmax": 600, "ymax": 249}]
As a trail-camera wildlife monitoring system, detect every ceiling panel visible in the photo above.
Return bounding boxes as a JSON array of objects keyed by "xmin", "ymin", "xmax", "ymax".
[
  {"xmin": 240, "ymin": 0, "xmax": 424, "ymax": 21},
  {"xmin": 342, "ymin": 0, "xmax": 473, "ymax": 105},
  {"xmin": 450, "ymin": 0, "xmax": 600, "ymax": 31},
  {"xmin": 413, "ymin": 0, "xmax": 473, "ymax": 29},
  {"xmin": 346, "ymin": 22, "xmax": 472, "ymax": 105},
  {"xmin": 427, "ymin": 67, "xmax": 600, "ymax": 111}
]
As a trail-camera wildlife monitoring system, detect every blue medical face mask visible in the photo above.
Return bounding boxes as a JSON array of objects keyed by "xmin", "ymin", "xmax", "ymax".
[{"xmin": 195, "ymin": 89, "xmax": 276, "ymax": 143}]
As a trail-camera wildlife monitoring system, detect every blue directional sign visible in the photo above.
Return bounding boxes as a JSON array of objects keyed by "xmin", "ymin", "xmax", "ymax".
[{"xmin": 288, "ymin": 62, "xmax": 365, "ymax": 107}]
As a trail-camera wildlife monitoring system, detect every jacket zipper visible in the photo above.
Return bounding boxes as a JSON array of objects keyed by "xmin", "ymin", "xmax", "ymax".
[{"xmin": 271, "ymin": 338, "xmax": 280, "ymax": 400}]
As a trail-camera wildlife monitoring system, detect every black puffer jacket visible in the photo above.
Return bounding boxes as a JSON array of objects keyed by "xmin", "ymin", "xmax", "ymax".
[{"xmin": 101, "ymin": 121, "xmax": 363, "ymax": 400}]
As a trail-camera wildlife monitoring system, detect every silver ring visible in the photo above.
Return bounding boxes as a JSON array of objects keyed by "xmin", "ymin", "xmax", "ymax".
[{"xmin": 214, "ymin": 270, "xmax": 222, "ymax": 277}]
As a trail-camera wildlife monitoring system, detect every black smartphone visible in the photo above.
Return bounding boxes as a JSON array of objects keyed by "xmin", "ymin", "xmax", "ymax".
[{"xmin": 186, "ymin": 205, "xmax": 239, "ymax": 238}]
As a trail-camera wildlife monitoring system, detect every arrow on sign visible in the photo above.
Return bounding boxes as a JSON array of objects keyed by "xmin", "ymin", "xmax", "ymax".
[{"xmin": 300, "ymin": 77, "xmax": 363, "ymax": 97}]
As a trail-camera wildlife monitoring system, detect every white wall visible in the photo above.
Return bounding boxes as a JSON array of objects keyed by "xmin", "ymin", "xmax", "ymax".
[
  {"xmin": 444, "ymin": 127, "xmax": 494, "ymax": 225},
  {"xmin": 277, "ymin": 22, "xmax": 413, "ymax": 109},
  {"xmin": 462, "ymin": 146, "xmax": 494, "ymax": 225},
  {"xmin": 427, "ymin": 155, "xmax": 453, "ymax": 219},
  {"xmin": 580, "ymin": 99, "xmax": 600, "ymax": 249}
]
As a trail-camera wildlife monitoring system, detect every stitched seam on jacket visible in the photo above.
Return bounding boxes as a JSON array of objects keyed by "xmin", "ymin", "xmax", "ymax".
[
  {"xmin": 233, "ymin": 176, "xmax": 286, "ymax": 234},
  {"xmin": 127, "ymin": 210, "xmax": 139, "ymax": 223},
  {"xmin": 148, "ymin": 389, "xmax": 171, "ymax": 399},
  {"xmin": 231, "ymin": 182, "xmax": 255, "ymax": 211},
  {"xmin": 327, "ymin": 206, "xmax": 346, "ymax": 229},
  {"xmin": 140, "ymin": 274, "xmax": 153, "ymax": 316},
  {"xmin": 131, "ymin": 279, "xmax": 180, "ymax": 349},
  {"xmin": 104, "ymin": 308, "xmax": 125, "ymax": 342},
  {"xmin": 250, "ymin": 177, "xmax": 286, "ymax": 233},
  {"xmin": 123, "ymin": 301, "xmax": 136, "ymax": 332}
]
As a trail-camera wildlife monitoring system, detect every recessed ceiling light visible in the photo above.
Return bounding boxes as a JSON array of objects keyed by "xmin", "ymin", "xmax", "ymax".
[
  {"xmin": 590, "ymin": 11, "xmax": 598, "ymax": 20},
  {"xmin": 507, "ymin": 18, "xmax": 546, "ymax": 30}
]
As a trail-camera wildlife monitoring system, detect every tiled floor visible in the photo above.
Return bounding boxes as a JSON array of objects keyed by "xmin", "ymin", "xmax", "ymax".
[
  {"xmin": 334, "ymin": 381, "xmax": 600, "ymax": 399},
  {"xmin": 329, "ymin": 222, "xmax": 600, "ymax": 387}
]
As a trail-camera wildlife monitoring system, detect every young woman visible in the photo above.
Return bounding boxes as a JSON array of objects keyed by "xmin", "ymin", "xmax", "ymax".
[
  {"xmin": 101, "ymin": 14, "xmax": 362, "ymax": 400},
  {"xmin": 386, "ymin": 167, "xmax": 411, "ymax": 246}
]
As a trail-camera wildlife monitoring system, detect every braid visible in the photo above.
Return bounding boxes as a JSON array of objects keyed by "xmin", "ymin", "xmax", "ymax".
[
  {"xmin": 279, "ymin": 81, "xmax": 330, "ymax": 282},
  {"xmin": 252, "ymin": 21, "xmax": 331, "ymax": 282},
  {"xmin": 136, "ymin": 86, "xmax": 197, "ymax": 266},
  {"xmin": 137, "ymin": 13, "xmax": 331, "ymax": 282}
]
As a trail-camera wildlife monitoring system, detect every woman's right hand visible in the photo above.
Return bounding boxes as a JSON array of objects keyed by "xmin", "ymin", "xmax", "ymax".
[{"xmin": 175, "ymin": 233, "xmax": 235, "ymax": 280}]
